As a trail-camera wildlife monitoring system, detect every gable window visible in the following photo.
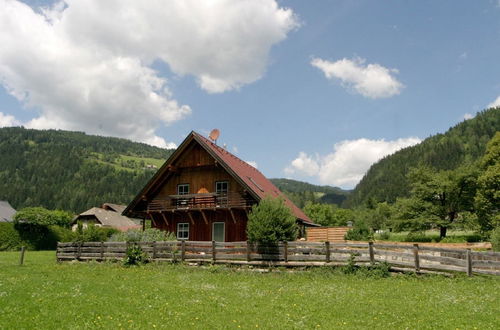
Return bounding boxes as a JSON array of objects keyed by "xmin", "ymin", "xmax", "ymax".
[
  {"xmin": 216, "ymin": 181, "xmax": 229, "ymax": 207},
  {"xmin": 177, "ymin": 184, "xmax": 190, "ymax": 195},
  {"xmin": 215, "ymin": 181, "xmax": 229, "ymax": 194},
  {"xmin": 177, "ymin": 223, "xmax": 189, "ymax": 240}
]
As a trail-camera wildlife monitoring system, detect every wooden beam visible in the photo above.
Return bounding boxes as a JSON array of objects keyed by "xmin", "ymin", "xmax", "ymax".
[
  {"xmin": 187, "ymin": 212, "xmax": 195, "ymax": 225},
  {"xmin": 229, "ymin": 208, "xmax": 237, "ymax": 224},
  {"xmin": 161, "ymin": 212, "xmax": 169, "ymax": 226},
  {"xmin": 149, "ymin": 213, "xmax": 157, "ymax": 227},
  {"xmin": 200, "ymin": 210, "xmax": 208, "ymax": 225}
]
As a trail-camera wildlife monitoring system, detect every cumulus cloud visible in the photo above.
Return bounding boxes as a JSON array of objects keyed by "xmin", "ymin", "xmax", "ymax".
[
  {"xmin": 246, "ymin": 161, "xmax": 258, "ymax": 169},
  {"xmin": 284, "ymin": 152, "xmax": 320, "ymax": 176},
  {"xmin": 0, "ymin": 0, "xmax": 297, "ymax": 146},
  {"xmin": 463, "ymin": 113, "xmax": 474, "ymax": 120},
  {"xmin": 0, "ymin": 112, "xmax": 20, "ymax": 127},
  {"xmin": 487, "ymin": 96, "xmax": 500, "ymax": 109},
  {"xmin": 285, "ymin": 137, "xmax": 421, "ymax": 189},
  {"xmin": 311, "ymin": 57, "xmax": 404, "ymax": 99}
]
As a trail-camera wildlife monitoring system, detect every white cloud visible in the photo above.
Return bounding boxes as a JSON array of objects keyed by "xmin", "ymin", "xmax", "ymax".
[
  {"xmin": 246, "ymin": 161, "xmax": 258, "ymax": 169},
  {"xmin": 0, "ymin": 112, "xmax": 20, "ymax": 127},
  {"xmin": 285, "ymin": 137, "xmax": 421, "ymax": 189},
  {"xmin": 463, "ymin": 113, "xmax": 474, "ymax": 120},
  {"xmin": 487, "ymin": 96, "xmax": 500, "ymax": 108},
  {"xmin": 284, "ymin": 152, "xmax": 320, "ymax": 176},
  {"xmin": 0, "ymin": 0, "xmax": 297, "ymax": 147},
  {"xmin": 311, "ymin": 57, "xmax": 404, "ymax": 99}
]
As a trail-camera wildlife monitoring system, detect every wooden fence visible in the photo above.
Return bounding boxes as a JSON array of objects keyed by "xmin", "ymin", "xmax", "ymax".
[
  {"xmin": 56, "ymin": 241, "xmax": 500, "ymax": 276},
  {"xmin": 306, "ymin": 227, "xmax": 350, "ymax": 242}
]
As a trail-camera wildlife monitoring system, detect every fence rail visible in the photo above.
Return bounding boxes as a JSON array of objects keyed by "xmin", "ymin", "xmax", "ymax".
[{"xmin": 56, "ymin": 241, "xmax": 500, "ymax": 276}]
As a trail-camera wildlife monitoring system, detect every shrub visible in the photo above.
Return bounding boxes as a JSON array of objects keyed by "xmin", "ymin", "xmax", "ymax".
[
  {"xmin": 246, "ymin": 197, "xmax": 298, "ymax": 244},
  {"xmin": 404, "ymin": 232, "xmax": 434, "ymax": 243},
  {"xmin": 109, "ymin": 228, "xmax": 176, "ymax": 242},
  {"xmin": 48, "ymin": 225, "xmax": 75, "ymax": 243},
  {"xmin": 74, "ymin": 223, "xmax": 119, "ymax": 242},
  {"xmin": 0, "ymin": 222, "xmax": 23, "ymax": 251},
  {"xmin": 341, "ymin": 253, "xmax": 390, "ymax": 277},
  {"xmin": 14, "ymin": 207, "xmax": 73, "ymax": 227},
  {"xmin": 123, "ymin": 245, "xmax": 148, "ymax": 266},
  {"xmin": 439, "ymin": 237, "xmax": 467, "ymax": 243},
  {"xmin": 491, "ymin": 227, "xmax": 500, "ymax": 251},
  {"xmin": 344, "ymin": 220, "xmax": 373, "ymax": 241}
]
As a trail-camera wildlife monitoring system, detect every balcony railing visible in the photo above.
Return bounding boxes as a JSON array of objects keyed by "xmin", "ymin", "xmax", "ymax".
[{"xmin": 146, "ymin": 192, "xmax": 255, "ymax": 212}]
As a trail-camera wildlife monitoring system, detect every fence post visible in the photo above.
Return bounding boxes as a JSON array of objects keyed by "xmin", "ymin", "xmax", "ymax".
[
  {"xmin": 466, "ymin": 249, "xmax": 472, "ymax": 277},
  {"xmin": 284, "ymin": 241, "xmax": 288, "ymax": 263},
  {"xmin": 77, "ymin": 242, "xmax": 82, "ymax": 260},
  {"xmin": 181, "ymin": 240, "xmax": 186, "ymax": 262},
  {"xmin": 19, "ymin": 246, "xmax": 26, "ymax": 265},
  {"xmin": 212, "ymin": 240, "xmax": 216, "ymax": 262},
  {"xmin": 325, "ymin": 241, "xmax": 330, "ymax": 263},
  {"xmin": 368, "ymin": 242, "xmax": 374, "ymax": 264},
  {"xmin": 246, "ymin": 241, "xmax": 251, "ymax": 262},
  {"xmin": 152, "ymin": 241, "xmax": 157, "ymax": 260},
  {"xmin": 413, "ymin": 244, "xmax": 420, "ymax": 273},
  {"xmin": 100, "ymin": 241, "xmax": 104, "ymax": 261}
]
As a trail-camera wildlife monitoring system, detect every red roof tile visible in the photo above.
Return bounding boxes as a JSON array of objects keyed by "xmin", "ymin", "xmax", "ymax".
[{"xmin": 193, "ymin": 132, "xmax": 313, "ymax": 224}]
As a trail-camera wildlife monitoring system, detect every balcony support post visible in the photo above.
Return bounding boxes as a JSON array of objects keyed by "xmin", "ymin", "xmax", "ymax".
[
  {"xmin": 229, "ymin": 208, "xmax": 237, "ymax": 224},
  {"xmin": 187, "ymin": 212, "xmax": 195, "ymax": 225},
  {"xmin": 200, "ymin": 210, "xmax": 208, "ymax": 225}
]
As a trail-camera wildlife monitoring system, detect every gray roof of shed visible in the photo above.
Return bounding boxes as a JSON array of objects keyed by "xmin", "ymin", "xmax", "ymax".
[
  {"xmin": 74, "ymin": 207, "xmax": 138, "ymax": 229},
  {"xmin": 0, "ymin": 201, "xmax": 16, "ymax": 222}
]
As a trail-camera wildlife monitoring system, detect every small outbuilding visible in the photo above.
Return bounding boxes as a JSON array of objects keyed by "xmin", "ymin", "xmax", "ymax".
[
  {"xmin": 72, "ymin": 206, "xmax": 140, "ymax": 232},
  {"xmin": 0, "ymin": 201, "xmax": 16, "ymax": 223}
]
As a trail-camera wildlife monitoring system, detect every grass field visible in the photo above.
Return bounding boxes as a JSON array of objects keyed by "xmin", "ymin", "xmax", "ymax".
[{"xmin": 1, "ymin": 251, "xmax": 499, "ymax": 329}]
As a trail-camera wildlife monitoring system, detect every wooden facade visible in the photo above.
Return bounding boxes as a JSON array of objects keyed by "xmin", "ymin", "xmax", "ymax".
[{"xmin": 124, "ymin": 131, "xmax": 314, "ymax": 242}]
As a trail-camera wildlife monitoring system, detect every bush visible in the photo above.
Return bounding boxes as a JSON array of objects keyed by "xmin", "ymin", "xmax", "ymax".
[
  {"xmin": 246, "ymin": 197, "xmax": 298, "ymax": 244},
  {"xmin": 123, "ymin": 245, "xmax": 148, "ymax": 266},
  {"xmin": 0, "ymin": 223, "xmax": 23, "ymax": 251},
  {"xmin": 109, "ymin": 228, "xmax": 176, "ymax": 242},
  {"xmin": 491, "ymin": 227, "xmax": 500, "ymax": 251},
  {"xmin": 74, "ymin": 223, "xmax": 119, "ymax": 242},
  {"xmin": 344, "ymin": 220, "xmax": 373, "ymax": 241},
  {"xmin": 404, "ymin": 232, "xmax": 434, "ymax": 243},
  {"xmin": 341, "ymin": 253, "xmax": 390, "ymax": 277},
  {"xmin": 14, "ymin": 207, "xmax": 73, "ymax": 227},
  {"xmin": 439, "ymin": 237, "xmax": 467, "ymax": 243}
]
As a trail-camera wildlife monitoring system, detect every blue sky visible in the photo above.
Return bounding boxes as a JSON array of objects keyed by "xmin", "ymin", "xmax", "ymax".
[{"xmin": 1, "ymin": 0, "xmax": 499, "ymax": 189}]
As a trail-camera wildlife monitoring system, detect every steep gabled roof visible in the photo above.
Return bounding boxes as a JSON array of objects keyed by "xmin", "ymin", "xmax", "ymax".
[
  {"xmin": 0, "ymin": 201, "xmax": 16, "ymax": 222},
  {"xmin": 124, "ymin": 131, "xmax": 313, "ymax": 224},
  {"xmin": 102, "ymin": 203, "xmax": 126, "ymax": 214},
  {"xmin": 74, "ymin": 207, "xmax": 140, "ymax": 230},
  {"xmin": 191, "ymin": 132, "xmax": 312, "ymax": 224}
]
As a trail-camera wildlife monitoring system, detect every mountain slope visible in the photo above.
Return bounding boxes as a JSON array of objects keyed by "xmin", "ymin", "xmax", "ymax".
[
  {"xmin": 270, "ymin": 178, "xmax": 350, "ymax": 208},
  {"xmin": 0, "ymin": 127, "xmax": 173, "ymax": 213},
  {"xmin": 344, "ymin": 108, "xmax": 500, "ymax": 208}
]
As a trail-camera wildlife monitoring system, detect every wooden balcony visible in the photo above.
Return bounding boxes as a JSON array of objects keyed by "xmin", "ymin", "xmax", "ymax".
[{"xmin": 146, "ymin": 192, "xmax": 255, "ymax": 212}]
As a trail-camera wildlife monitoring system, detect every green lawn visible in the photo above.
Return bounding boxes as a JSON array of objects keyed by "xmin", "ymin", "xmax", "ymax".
[{"xmin": 1, "ymin": 251, "xmax": 499, "ymax": 329}]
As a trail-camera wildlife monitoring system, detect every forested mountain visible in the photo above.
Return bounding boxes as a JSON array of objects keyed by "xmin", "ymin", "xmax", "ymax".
[
  {"xmin": 345, "ymin": 108, "xmax": 500, "ymax": 208},
  {"xmin": 270, "ymin": 178, "xmax": 350, "ymax": 208},
  {"xmin": 0, "ymin": 127, "xmax": 173, "ymax": 213}
]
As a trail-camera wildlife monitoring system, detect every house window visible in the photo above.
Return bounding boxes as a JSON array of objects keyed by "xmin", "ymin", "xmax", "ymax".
[
  {"xmin": 215, "ymin": 181, "xmax": 229, "ymax": 207},
  {"xmin": 177, "ymin": 184, "xmax": 190, "ymax": 195},
  {"xmin": 215, "ymin": 181, "xmax": 229, "ymax": 194},
  {"xmin": 177, "ymin": 223, "xmax": 189, "ymax": 240}
]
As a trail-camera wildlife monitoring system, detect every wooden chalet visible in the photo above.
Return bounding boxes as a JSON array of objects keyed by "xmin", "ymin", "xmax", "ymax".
[{"xmin": 123, "ymin": 131, "xmax": 314, "ymax": 242}]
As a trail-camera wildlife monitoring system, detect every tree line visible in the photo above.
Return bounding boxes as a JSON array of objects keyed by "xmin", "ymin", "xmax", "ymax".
[{"xmin": 0, "ymin": 127, "xmax": 173, "ymax": 213}]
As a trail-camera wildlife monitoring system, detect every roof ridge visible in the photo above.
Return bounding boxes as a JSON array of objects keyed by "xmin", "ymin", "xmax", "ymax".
[{"xmin": 193, "ymin": 131, "xmax": 261, "ymax": 173}]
